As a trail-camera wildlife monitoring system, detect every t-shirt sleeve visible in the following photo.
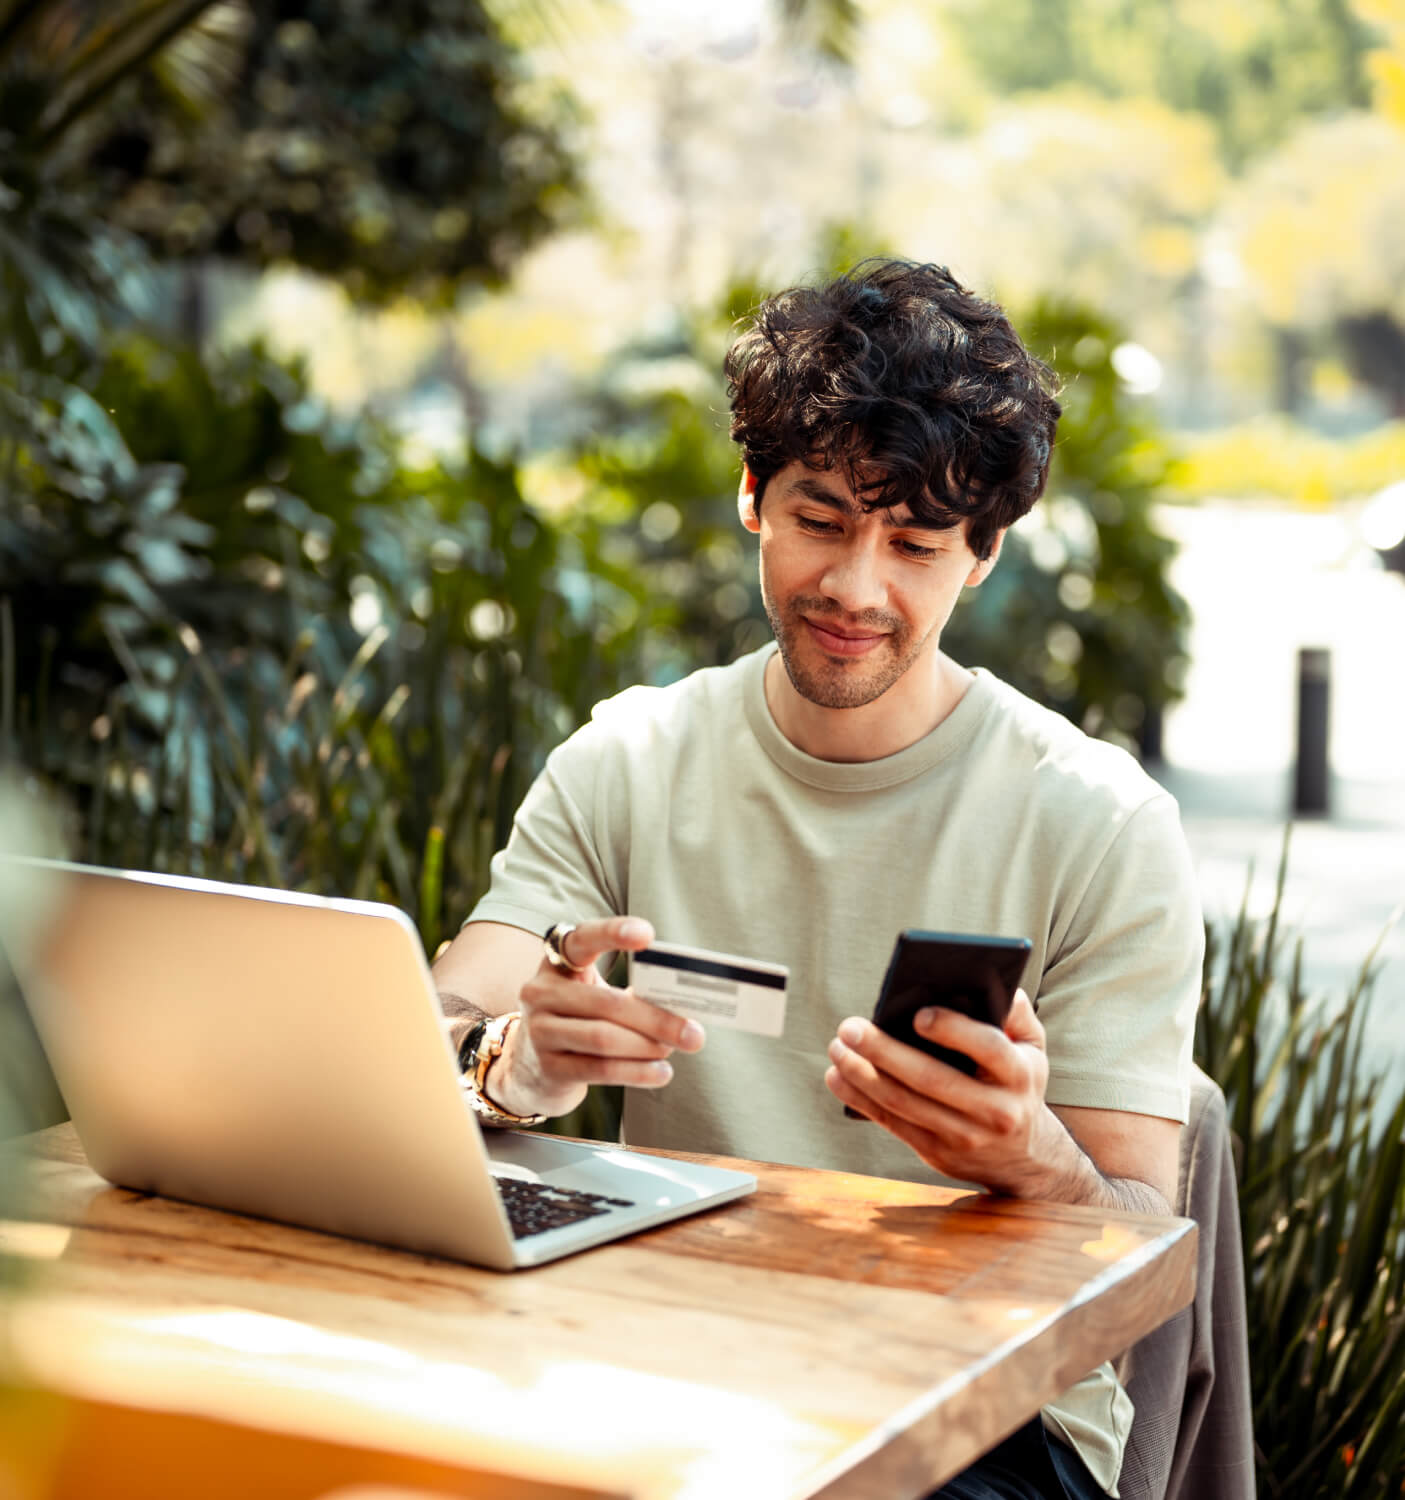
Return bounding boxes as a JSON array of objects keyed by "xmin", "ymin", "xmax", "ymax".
[
  {"xmin": 464, "ymin": 732, "xmax": 623, "ymax": 938},
  {"xmin": 1038, "ymin": 793, "xmax": 1202, "ymax": 1123}
]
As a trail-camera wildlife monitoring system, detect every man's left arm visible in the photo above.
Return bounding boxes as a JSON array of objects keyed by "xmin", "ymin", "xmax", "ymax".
[
  {"xmin": 826, "ymin": 791, "xmax": 1201, "ymax": 1211},
  {"xmin": 824, "ymin": 990, "xmax": 1179, "ymax": 1213}
]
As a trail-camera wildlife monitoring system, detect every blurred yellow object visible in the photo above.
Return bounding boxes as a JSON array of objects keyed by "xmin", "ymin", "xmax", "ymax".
[
  {"xmin": 1300, "ymin": 470, "xmax": 1333, "ymax": 510},
  {"xmin": 1137, "ymin": 224, "xmax": 1198, "ymax": 279},
  {"xmin": 0, "ymin": 1384, "xmax": 71, "ymax": 1500},
  {"xmin": 1356, "ymin": 0, "xmax": 1405, "ymax": 126},
  {"xmin": 0, "ymin": 1383, "xmax": 615, "ymax": 1500},
  {"xmin": 1368, "ymin": 48, "xmax": 1405, "ymax": 124},
  {"xmin": 1171, "ymin": 417, "xmax": 1405, "ymax": 505},
  {"xmin": 1232, "ymin": 113, "xmax": 1405, "ymax": 327}
]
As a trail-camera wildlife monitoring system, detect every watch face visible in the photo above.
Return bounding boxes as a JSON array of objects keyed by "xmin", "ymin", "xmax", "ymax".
[{"xmin": 457, "ymin": 1017, "xmax": 489, "ymax": 1074}]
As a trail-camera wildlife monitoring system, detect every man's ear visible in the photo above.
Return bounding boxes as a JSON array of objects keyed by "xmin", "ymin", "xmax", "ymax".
[
  {"xmin": 737, "ymin": 466, "xmax": 761, "ymax": 533},
  {"xmin": 964, "ymin": 528, "xmax": 1005, "ymax": 587}
]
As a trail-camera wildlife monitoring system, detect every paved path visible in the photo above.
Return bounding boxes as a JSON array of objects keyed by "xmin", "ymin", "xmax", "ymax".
[{"xmin": 1154, "ymin": 501, "xmax": 1405, "ymax": 1087}]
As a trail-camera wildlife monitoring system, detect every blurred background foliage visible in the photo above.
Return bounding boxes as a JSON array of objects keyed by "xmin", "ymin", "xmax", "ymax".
[
  {"xmin": 1, "ymin": 0, "xmax": 581, "ymax": 312},
  {"xmin": 944, "ymin": 0, "xmax": 1376, "ymax": 168},
  {"xmin": 4, "ymin": 332, "xmax": 684, "ymax": 934},
  {"xmin": 3, "ymin": 3, "xmax": 1405, "ymax": 1489}
]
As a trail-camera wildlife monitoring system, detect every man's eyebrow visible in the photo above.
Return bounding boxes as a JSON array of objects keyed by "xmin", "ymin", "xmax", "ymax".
[
  {"xmin": 793, "ymin": 476, "xmax": 858, "ymax": 512},
  {"xmin": 792, "ymin": 476, "xmax": 944, "ymax": 532}
]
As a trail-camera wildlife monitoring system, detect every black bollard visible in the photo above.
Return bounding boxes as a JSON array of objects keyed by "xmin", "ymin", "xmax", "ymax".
[
  {"xmin": 1293, "ymin": 647, "xmax": 1331, "ymax": 816},
  {"xmin": 1138, "ymin": 701, "xmax": 1164, "ymax": 765}
]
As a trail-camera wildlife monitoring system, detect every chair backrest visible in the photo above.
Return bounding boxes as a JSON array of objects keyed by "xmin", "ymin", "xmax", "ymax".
[{"xmin": 1114, "ymin": 1064, "xmax": 1256, "ymax": 1500}]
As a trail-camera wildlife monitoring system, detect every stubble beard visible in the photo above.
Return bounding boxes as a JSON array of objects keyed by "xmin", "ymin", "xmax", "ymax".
[{"xmin": 765, "ymin": 594, "xmax": 927, "ymax": 710}]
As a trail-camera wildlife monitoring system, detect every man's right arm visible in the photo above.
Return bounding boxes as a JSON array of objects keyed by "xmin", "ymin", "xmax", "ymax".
[
  {"xmin": 432, "ymin": 919, "xmax": 547, "ymax": 1053},
  {"xmin": 431, "ymin": 916, "xmax": 705, "ymax": 1123}
]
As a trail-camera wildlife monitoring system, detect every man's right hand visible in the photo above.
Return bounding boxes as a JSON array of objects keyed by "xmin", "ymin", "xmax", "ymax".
[{"xmin": 485, "ymin": 916, "xmax": 707, "ymax": 1121}]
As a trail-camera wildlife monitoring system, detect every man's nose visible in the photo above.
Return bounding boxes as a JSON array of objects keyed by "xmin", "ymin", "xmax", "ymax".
[{"xmin": 819, "ymin": 541, "xmax": 888, "ymax": 614}]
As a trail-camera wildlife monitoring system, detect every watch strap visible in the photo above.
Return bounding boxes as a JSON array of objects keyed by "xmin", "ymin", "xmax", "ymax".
[{"xmin": 460, "ymin": 1012, "xmax": 547, "ymax": 1127}]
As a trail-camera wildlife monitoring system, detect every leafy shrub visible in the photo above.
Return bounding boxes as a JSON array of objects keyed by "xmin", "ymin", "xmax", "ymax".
[
  {"xmin": 4, "ymin": 339, "xmax": 682, "ymax": 927},
  {"xmin": 943, "ymin": 300, "xmax": 1191, "ymax": 754},
  {"xmin": 1199, "ymin": 841, "xmax": 1405, "ymax": 1495}
]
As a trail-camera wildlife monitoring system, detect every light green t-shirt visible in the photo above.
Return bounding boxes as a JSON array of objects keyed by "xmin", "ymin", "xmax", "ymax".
[{"xmin": 469, "ymin": 643, "xmax": 1203, "ymax": 1496}]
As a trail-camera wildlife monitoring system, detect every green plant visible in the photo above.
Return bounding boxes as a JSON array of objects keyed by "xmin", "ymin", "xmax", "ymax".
[
  {"xmin": 943, "ymin": 299, "xmax": 1191, "ymax": 757},
  {"xmin": 1198, "ymin": 836, "xmax": 1405, "ymax": 1496},
  {"xmin": 0, "ymin": 0, "xmax": 849, "ymax": 334}
]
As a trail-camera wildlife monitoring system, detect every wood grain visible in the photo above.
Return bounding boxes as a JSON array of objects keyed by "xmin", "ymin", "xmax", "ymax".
[{"xmin": 1, "ymin": 1125, "xmax": 1196, "ymax": 1500}]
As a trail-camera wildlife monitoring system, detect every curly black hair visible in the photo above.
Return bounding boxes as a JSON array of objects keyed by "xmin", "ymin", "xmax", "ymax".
[{"xmin": 725, "ymin": 259, "xmax": 1062, "ymax": 561}]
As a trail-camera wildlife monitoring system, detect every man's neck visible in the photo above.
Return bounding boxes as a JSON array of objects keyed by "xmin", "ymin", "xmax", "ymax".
[{"xmin": 763, "ymin": 650, "xmax": 974, "ymax": 763}]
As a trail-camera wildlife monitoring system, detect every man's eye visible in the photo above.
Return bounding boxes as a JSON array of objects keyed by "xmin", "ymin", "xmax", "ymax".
[
  {"xmin": 896, "ymin": 539, "xmax": 940, "ymax": 560},
  {"xmin": 797, "ymin": 515, "xmax": 841, "ymax": 535}
]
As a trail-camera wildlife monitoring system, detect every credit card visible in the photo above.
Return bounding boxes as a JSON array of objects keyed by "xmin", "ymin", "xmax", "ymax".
[{"xmin": 629, "ymin": 942, "xmax": 788, "ymax": 1037}]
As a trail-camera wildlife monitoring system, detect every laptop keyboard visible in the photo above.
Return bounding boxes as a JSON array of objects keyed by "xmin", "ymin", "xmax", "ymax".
[{"xmin": 494, "ymin": 1176, "xmax": 637, "ymax": 1240}]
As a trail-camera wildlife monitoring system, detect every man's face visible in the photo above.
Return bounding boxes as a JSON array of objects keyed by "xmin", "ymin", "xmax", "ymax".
[{"xmin": 740, "ymin": 461, "xmax": 999, "ymax": 711}]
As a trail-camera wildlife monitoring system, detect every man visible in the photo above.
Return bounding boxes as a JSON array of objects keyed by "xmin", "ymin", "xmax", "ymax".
[{"xmin": 432, "ymin": 259, "xmax": 1202, "ymax": 1500}]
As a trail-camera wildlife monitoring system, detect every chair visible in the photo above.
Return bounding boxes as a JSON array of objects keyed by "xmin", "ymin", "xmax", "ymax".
[{"xmin": 1113, "ymin": 1063, "xmax": 1256, "ymax": 1500}]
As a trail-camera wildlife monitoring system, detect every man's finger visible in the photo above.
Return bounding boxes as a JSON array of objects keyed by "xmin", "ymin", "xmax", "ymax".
[
  {"xmin": 913, "ymin": 1006, "xmax": 1020, "ymax": 1078},
  {"xmin": 523, "ymin": 973, "xmax": 705, "ymax": 1053},
  {"xmin": 549, "ymin": 915, "xmax": 655, "ymax": 974},
  {"xmin": 998, "ymin": 990, "xmax": 1043, "ymax": 1045},
  {"xmin": 825, "ymin": 1051, "xmax": 968, "ymax": 1141},
  {"xmin": 835, "ymin": 1014, "xmax": 997, "ymax": 1102},
  {"xmin": 530, "ymin": 1012, "xmax": 676, "ymax": 1061},
  {"xmin": 551, "ymin": 1055, "xmax": 676, "ymax": 1089}
]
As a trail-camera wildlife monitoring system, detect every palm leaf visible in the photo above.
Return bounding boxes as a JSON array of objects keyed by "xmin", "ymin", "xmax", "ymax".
[
  {"xmin": 1202, "ymin": 833, "xmax": 1405, "ymax": 1497},
  {"xmin": 33, "ymin": 0, "xmax": 226, "ymax": 149}
]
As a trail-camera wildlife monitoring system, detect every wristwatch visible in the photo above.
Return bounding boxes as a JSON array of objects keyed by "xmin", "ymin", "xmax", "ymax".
[{"xmin": 457, "ymin": 1012, "xmax": 547, "ymax": 1127}]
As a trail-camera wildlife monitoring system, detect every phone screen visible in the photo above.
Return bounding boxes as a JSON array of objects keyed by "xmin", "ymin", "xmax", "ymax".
[{"xmin": 845, "ymin": 930, "xmax": 1032, "ymax": 1117}]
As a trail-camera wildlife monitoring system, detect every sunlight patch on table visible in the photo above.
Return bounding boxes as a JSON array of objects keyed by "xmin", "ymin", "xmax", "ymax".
[
  {"xmin": 6, "ymin": 1301, "xmax": 845, "ymax": 1499},
  {"xmin": 0, "ymin": 1221, "xmax": 72, "ymax": 1261},
  {"xmin": 1079, "ymin": 1224, "xmax": 1145, "ymax": 1263}
]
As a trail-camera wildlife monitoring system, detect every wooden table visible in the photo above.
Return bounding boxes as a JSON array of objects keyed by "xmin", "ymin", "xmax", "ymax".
[{"xmin": 0, "ymin": 1125, "xmax": 1195, "ymax": 1500}]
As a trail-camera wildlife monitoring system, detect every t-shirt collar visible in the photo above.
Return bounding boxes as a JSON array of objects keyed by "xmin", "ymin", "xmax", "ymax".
[{"xmin": 742, "ymin": 642, "xmax": 993, "ymax": 792}]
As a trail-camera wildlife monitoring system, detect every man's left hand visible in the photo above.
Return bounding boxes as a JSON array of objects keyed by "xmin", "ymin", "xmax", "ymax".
[{"xmin": 824, "ymin": 989, "xmax": 1071, "ymax": 1198}]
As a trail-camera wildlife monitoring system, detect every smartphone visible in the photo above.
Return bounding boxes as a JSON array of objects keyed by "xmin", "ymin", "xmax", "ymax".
[{"xmin": 844, "ymin": 930, "xmax": 1033, "ymax": 1118}]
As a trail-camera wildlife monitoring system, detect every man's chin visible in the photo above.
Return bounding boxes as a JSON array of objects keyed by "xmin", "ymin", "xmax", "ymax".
[{"xmin": 775, "ymin": 641, "xmax": 902, "ymax": 711}]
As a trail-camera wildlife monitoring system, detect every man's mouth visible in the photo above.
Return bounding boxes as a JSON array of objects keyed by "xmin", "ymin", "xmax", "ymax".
[{"xmin": 802, "ymin": 617, "xmax": 889, "ymax": 657}]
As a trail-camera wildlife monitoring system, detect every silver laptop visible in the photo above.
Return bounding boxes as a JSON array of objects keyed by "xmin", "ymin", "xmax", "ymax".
[{"xmin": 0, "ymin": 857, "xmax": 754, "ymax": 1269}]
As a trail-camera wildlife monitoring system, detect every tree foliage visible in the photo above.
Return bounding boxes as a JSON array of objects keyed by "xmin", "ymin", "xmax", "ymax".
[
  {"xmin": 1227, "ymin": 110, "xmax": 1405, "ymax": 417},
  {"xmin": 0, "ymin": 0, "xmax": 581, "ymax": 308},
  {"xmin": 944, "ymin": 0, "xmax": 1377, "ymax": 168},
  {"xmin": 84, "ymin": 0, "xmax": 582, "ymax": 302},
  {"xmin": 929, "ymin": 0, "xmax": 1405, "ymax": 421}
]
